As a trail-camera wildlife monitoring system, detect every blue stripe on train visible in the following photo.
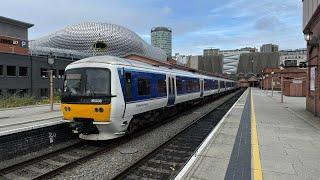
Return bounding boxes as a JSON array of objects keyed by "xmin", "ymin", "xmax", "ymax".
[{"xmin": 117, "ymin": 68, "xmax": 227, "ymax": 104}]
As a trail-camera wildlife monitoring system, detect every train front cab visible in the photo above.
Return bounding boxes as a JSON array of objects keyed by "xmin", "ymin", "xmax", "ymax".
[{"xmin": 61, "ymin": 66, "xmax": 128, "ymax": 140}]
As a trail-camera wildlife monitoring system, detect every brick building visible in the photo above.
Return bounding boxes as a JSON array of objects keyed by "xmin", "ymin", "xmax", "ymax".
[
  {"xmin": 303, "ymin": 0, "xmax": 320, "ymax": 115},
  {"xmin": 0, "ymin": 16, "xmax": 33, "ymax": 55},
  {"xmin": 261, "ymin": 67, "xmax": 307, "ymax": 97}
]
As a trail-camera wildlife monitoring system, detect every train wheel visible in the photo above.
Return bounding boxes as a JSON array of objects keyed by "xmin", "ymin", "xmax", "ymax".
[{"xmin": 127, "ymin": 118, "xmax": 140, "ymax": 134}]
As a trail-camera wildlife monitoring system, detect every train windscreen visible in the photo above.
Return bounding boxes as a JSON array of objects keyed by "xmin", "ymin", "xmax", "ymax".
[{"xmin": 62, "ymin": 68, "xmax": 111, "ymax": 104}]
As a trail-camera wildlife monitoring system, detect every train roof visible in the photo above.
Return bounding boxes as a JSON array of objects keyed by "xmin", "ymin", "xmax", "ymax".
[{"xmin": 69, "ymin": 56, "xmax": 234, "ymax": 81}]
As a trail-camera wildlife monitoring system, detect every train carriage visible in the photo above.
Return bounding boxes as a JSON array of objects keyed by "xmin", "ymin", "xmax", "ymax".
[{"xmin": 61, "ymin": 56, "xmax": 237, "ymax": 140}]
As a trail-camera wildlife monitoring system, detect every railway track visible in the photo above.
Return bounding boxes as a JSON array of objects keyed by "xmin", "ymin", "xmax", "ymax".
[
  {"xmin": 0, "ymin": 90, "xmax": 241, "ymax": 180},
  {"xmin": 0, "ymin": 140, "xmax": 117, "ymax": 180},
  {"xmin": 113, "ymin": 90, "xmax": 243, "ymax": 180}
]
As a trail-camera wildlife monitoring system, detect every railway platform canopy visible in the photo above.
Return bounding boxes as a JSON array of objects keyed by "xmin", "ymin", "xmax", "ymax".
[{"xmin": 176, "ymin": 88, "xmax": 320, "ymax": 180}]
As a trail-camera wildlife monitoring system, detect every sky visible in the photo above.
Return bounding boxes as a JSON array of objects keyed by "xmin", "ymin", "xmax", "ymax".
[{"xmin": 1, "ymin": 0, "xmax": 305, "ymax": 55}]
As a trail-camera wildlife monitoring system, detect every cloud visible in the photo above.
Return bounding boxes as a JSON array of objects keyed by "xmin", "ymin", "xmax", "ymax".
[
  {"xmin": 0, "ymin": 0, "xmax": 305, "ymax": 55},
  {"xmin": 162, "ymin": 7, "xmax": 172, "ymax": 15},
  {"xmin": 254, "ymin": 16, "xmax": 282, "ymax": 31}
]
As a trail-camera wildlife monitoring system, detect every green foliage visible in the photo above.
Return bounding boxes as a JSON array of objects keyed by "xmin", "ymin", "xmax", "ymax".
[
  {"xmin": 0, "ymin": 95, "xmax": 37, "ymax": 108},
  {"xmin": 0, "ymin": 92, "xmax": 61, "ymax": 108}
]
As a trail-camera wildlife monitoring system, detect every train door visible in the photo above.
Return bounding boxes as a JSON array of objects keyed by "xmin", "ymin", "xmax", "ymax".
[
  {"xmin": 167, "ymin": 76, "xmax": 175, "ymax": 106},
  {"xmin": 125, "ymin": 72, "xmax": 132, "ymax": 101},
  {"xmin": 200, "ymin": 79, "xmax": 204, "ymax": 97}
]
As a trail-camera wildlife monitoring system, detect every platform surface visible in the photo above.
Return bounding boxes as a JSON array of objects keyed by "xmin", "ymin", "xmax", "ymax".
[
  {"xmin": 176, "ymin": 88, "xmax": 320, "ymax": 180},
  {"xmin": 0, "ymin": 104, "xmax": 63, "ymax": 136}
]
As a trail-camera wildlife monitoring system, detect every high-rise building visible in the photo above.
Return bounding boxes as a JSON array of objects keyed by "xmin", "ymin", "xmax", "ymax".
[
  {"xmin": 186, "ymin": 55, "xmax": 223, "ymax": 74},
  {"xmin": 151, "ymin": 27, "xmax": 172, "ymax": 59},
  {"xmin": 203, "ymin": 48, "xmax": 219, "ymax": 56},
  {"xmin": 279, "ymin": 48, "xmax": 307, "ymax": 67},
  {"xmin": 205, "ymin": 48, "xmax": 255, "ymax": 74},
  {"xmin": 237, "ymin": 52, "xmax": 280, "ymax": 75},
  {"xmin": 260, "ymin": 44, "xmax": 279, "ymax": 53}
]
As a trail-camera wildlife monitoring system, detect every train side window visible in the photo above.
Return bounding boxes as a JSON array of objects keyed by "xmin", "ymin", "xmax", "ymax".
[
  {"xmin": 138, "ymin": 77, "xmax": 151, "ymax": 96},
  {"xmin": 220, "ymin": 81, "xmax": 225, "ymax": 88},
  {"xmin": 176, "ymin": 79, "xmax": 183, "ymax": 94},
  {"xmin": 194, "ymin": 79, "xmax": 200, "ymax": 92},
  {"xmin": 214, "ymin": 80, "xmax": 219, "ymax": 89},
  {"xmin": 171, "ymin": 78, "xmax": 175, "ymax": 94},
  {"xmin": 125, "ymin": 72, "xmax": 132, "ymax": 99},
  {"xmin": 168, "ymin": 77, "xmax": 172, "ymax": 95},
  {"xmin": 187, "ymin": 80, "xmax": 192, "ymax": 93},
  {"xmin": 204, "ymin": 80, "xmax": 209, "ymax": 91},
  {"xmin": 157, "ymin": 78, "xmax": 167, "ymax": 95}
]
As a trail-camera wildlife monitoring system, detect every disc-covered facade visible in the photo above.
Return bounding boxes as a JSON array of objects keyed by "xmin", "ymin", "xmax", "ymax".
[{"xmin": 29, "ymin": 22, "xmax": 167, "ymax": 61}]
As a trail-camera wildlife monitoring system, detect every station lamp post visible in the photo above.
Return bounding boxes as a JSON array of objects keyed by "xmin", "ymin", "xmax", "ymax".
[
  {"xmin": 250, "ymin": 57, "xmax": 254, "ymax": 74},
  {"xmin": 304, "ymin": 30, "xmax": 319, "ymax": 116},
  {"xmin": 280, "ymin": 66, "xmax": 284, "ymax": 103},
  {"xmin": 265, "ymin": 74, "xmax": 269, "ymax": 94},
  {"xmin": 271, "ymin": 71, "xmax": 274, "ymax": 97},
  {"xmin": 262, "ymin": 76, "xmax": 265, "ymax": 91},
  {"xmin": 47, "ymin": 54, "xmax": 55, "ymax": 112}
]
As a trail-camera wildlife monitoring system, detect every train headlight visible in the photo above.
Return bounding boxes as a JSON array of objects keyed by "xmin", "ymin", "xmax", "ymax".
[
  {"xmin": 68, "ymin": 107, "xmax": 71, "ymax": 111},
  {"xmin": 95, "ymin": 108, "xmax": 99, "ymax": 112},
  {"xmin": 99, "ymin": 108, "xmax": 104, "ymax": 112},
  {"xmin": 64, "ymin": 107, "xmax": 68, "ymax": 111}
]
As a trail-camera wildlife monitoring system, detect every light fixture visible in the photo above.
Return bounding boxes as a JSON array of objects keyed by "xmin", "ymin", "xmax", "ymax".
[
  {"xmin": 47, "ymin": 52, "xmax": 55, "ymax": 65},
  {"xmin": 304, "ymin": 33, "xmax": 312, "ymax": 41}
]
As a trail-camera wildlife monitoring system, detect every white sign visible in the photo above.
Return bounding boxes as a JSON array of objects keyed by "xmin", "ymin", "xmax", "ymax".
[
  {"xmin": 293, "ymin": 80, "xmax": 302, "ymax": 84},
  {"xmin": 310, "ymin": 67, "xmax": 316, "ymax": 91}
]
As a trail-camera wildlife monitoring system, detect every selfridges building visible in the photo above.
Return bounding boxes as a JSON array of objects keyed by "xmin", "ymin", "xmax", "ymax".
[{"xmin": 29, "ymin": 22, "xmax": 167, "ymax": 61}]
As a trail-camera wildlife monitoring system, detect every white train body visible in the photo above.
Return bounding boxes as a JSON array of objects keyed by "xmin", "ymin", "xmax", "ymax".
[{"xmin": 61, "ymin": 56, "xmax": 237, "ymax": 140}]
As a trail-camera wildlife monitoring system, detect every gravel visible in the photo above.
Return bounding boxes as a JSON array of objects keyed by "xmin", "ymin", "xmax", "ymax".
[
  {"xmin": 0, "ymin": 139, "xmax": 81, "ymax": 170},
  {"xmin": 51, "ymin": 92, "xmax": 239, "ymax": 180}
]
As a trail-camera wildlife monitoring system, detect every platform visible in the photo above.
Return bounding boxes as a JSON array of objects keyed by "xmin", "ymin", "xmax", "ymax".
[
  {"xmin": 176, "ymin": 88, "xmax": 320, "ymax": 180},
  {"xmin": 0, "ymin": 104, "xmax": 63, "ymax": 136}
]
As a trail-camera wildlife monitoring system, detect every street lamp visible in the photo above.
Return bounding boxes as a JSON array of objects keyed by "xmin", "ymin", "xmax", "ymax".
[
  {"xmin": 280, "ymin": 65, "xmax": 284, "ymax": 103},
  {"xmin": 265, "ymin": 74, "xmax": 269, "ymax": 94},
  {"xmin": 271, "ymin": 71, "xmax": 274, "ymax": 97},
  {"xmin": 304, "ymin": 31, "xmax": 313, "ymax": 42},
  {"xmin": 262, "ymin": 76, "xmax": 265, "ymax": 91},
  {"xmin": 250, "ymin": 56, "xmax": 254, "ymax": 74},
  {"xmin": 47, "ymin": 53, "xmax": 55, "ymax": 112}
]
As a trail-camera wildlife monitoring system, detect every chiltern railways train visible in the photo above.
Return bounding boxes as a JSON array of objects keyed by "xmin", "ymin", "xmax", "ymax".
[{"xmin": 61, "ymin": 56, "xmax": 237, "ymax": 140}]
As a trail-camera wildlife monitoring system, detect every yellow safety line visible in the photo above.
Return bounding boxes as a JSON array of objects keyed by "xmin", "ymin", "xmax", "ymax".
[{"xmin": 251, "ymin": 89, "xmax": 263, "ymax": 180}]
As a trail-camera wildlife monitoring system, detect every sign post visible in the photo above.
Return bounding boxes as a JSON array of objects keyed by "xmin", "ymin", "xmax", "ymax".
[
  {"xmin": 271, "ymin": 72, "xmax": 274, "ymax": 97},
  {"xmin": 49, "ymin": 70, "xmax": 54, "ymax": 112},
  {"xmin": 47, "ymin": 55, "xmax": 55, "ymax": 112}
]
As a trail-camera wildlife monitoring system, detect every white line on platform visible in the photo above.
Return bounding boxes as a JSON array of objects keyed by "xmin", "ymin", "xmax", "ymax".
[
  {"xmin": 0, "ymin": 103, "xmax": 61, "ymax": 111},
  {"xmin": 0, "ymin": 116, "xmax": 63, "ymax": 128},
  {"xmin": 174, "ymin": 89, "xmax": 248, "ymax": 180},
  {"xmin": 0, "ymin": 120, "xmax": 64, "ymax": 137}
]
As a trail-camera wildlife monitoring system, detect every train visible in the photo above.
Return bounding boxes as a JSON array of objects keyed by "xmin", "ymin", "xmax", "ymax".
[{"xmin": 61, "ymin": 56, "xmax": 237, "ymax": 140}]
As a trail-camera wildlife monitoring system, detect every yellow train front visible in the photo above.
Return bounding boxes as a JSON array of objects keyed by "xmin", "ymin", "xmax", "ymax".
[
  {"xmin": 61, "ymin": 56, "xmax": 237, "ymax": 141},
  {"xmin": 60, "ymin": 57, "xmax": 129, "ymax": 140}
]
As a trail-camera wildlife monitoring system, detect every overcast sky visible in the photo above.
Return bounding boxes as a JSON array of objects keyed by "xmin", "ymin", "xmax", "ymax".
[{"xmin": 2, "ymin": 0, "xmax": 305, "ymax": 55}]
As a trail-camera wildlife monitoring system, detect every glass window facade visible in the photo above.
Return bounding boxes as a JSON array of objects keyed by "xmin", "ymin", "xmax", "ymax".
[{"xmin": 151, "ymin": 27, "xmax": 172, "ymax": 58}]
